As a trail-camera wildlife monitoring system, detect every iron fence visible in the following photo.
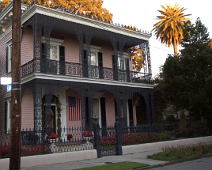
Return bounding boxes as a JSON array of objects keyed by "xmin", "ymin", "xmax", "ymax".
[{"xmin": 0, "ymin": 121, "xmax": 210, "ymax": 159}]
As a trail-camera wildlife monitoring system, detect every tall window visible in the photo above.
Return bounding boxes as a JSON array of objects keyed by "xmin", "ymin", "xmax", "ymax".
[
  {"xmin": 5, "ymin": 98, "xmax": 11, "ymax": 133},
  {"xmin": 6, "ymin": 38, "xmax": 12, "ymax": 73}
]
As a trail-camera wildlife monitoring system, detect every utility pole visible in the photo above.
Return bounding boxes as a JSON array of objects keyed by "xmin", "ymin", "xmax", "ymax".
[{"xmin": 9, "ymin": 0, "xmax": 21, "ymax": 170}]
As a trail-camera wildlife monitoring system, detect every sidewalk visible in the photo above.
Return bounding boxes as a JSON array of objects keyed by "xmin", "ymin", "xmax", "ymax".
[{"xmin": 21, "ymin": 150, "xmax": 167, "ymax": 170}]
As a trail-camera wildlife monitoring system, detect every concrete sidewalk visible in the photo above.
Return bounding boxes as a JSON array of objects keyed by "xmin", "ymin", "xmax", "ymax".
[{"xmin": 21, "ymin": 150, "xmax": 167, "ymax": 170}]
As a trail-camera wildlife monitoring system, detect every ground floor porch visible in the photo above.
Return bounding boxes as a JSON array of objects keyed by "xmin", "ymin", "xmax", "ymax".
[{"xmin": 18, "ymin": 79, "xmax": 155, "ymax": 138}]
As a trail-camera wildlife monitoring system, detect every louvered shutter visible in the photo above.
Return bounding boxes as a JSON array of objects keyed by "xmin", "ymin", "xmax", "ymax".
[
  {"xmin": 126, "ymin": 58, "xmax": 130, "ymax": 82},
  {"xmin": 59, "ymin": 46, "xmax": 65, "ymax": 75},
  {"xmin": 98, "ymin": 52, "xmax": 103, "ymax": 79},
  {"xmin": 6, "ymin": 46, "xmax": 8, "ymax": 73},
  {"xmin": 83, "ymin": 50, "xmax": 88, "ymax": 77}
]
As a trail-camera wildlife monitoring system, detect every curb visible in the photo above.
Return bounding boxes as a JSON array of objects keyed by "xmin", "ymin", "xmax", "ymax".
[{"xmin": 135, "ymin": 153, "xmax": 212, "ymax": 170}]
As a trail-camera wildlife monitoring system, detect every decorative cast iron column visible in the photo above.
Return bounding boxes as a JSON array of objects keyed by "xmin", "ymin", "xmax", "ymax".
[
  {"xmin": 32, "ymin": 14, "xmax": 42, "ymax": 73},
  {"xmin": 33, "ymin": 81, "xmax": 42, "ymax": 139},
  {"xmin": 122, "ymin": 91, "xmax": 129, "ymax": 127},
  {"xmin": 110, "ymin": 34, "xmax": 118, "ymax": 80},
  {"xmin": 85, "ymin": 27, "xmax": 93, "ymax": 78},
  {"xmin": 44, "ymin": 85, "xmax": 53, "ymax": 133}
]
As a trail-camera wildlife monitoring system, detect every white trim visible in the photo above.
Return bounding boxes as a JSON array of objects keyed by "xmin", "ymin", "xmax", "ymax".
[
  {"xmin": 42, "ymin": 37, "xmax": 64, "ymax": 46},
  {"xmin": 127, "ymin": 100, "xmax": 129, "ymax": 127}
]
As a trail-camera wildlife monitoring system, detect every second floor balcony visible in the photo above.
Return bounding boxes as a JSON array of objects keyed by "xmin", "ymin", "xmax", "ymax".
[{"xmin": 21, "ymin": 59, "xmax": 152, "ymax": 84}]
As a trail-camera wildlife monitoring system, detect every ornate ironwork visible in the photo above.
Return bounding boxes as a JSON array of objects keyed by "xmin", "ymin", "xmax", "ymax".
[
  {"xmin": 20, "ymin": 13, "xmax": 156, "ymax": 135},
  {"xmin": 21, "ymin": 59, "xmax": 152, "ymax": 84},
  {"xmin": 33, "ymin": 14, "xmax": 42, "ymax": 60}
]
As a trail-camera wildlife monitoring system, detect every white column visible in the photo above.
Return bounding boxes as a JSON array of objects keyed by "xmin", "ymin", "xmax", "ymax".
[{"xmin": 59, "ymin": 87, "xmax": 67, "ymax": 141}]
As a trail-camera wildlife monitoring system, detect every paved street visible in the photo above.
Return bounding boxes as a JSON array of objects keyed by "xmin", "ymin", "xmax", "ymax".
[{"xmin": 149, "ymin": 156, "xmax": 212, "ymax": 170}]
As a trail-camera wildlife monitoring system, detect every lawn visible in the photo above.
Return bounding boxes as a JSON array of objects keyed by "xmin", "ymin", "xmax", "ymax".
[
  {"xmin": 148, "ymin": 143, "xmax": 212, "ymax": 161},
  {"xmin": 72, "ymin": 161, "xmax": 149, "ymax": 170}
]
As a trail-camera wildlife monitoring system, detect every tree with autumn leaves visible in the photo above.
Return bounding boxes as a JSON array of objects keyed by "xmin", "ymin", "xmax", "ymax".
[{"xmin": 0, "ymin": 0, "xmax": 113, "ymax": 23}]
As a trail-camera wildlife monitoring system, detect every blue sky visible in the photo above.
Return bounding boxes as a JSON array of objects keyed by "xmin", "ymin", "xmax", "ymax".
[{"xmin": 103, "ymin": 0, "xmax": 212, "ymax": 78}]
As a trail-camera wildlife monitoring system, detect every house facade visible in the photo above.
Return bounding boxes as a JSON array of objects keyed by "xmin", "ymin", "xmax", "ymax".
[{"xmin": 0, "ymin": 2, "xmax": 155, "ymax": 137}]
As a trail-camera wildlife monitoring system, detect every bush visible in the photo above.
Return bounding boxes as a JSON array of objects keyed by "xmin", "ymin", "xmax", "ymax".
[
  {"xmin": 0, "ymin": 144, "xmax": 51, "ymax": 159},
  {"xmin": 99, "ymin": 132, "xmax": 172, "ymax": 147}
]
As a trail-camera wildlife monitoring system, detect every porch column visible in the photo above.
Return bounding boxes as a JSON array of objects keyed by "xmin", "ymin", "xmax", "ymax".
[
  {"xmin": 32, "ymin": 14, "xmax": 42, "ymax": 72},
  {"xmin": 87, "ymin": 91, "xmax": 94, "ymax": 128},
  {"xmin": 150, "ymin": 91, "xmax": 156, "ymax": 125},
  {"xmin": 77, "ymin": 89, "xmax": 86, "ymax": 130},
  {"xmin": 143, "ymin": 92, "xmax": 151, "ymax": 125},
  {"xmin": 115, "ymin": 97, "xmax": 122, "ymax": 122},
  {"xmin": 122, "ymin": 91, "xmax": 129, "ymax": 127},
  {"xmin": 43, "ymin": 17, "xmax": 54, "ymax": 73},
  {"xmin": 33, "ymin": 80, "xmax": 42, "ymax": 141},
  {"xmin": 45, "ymin": 85, "xmax": 53, "ymax": 133},
  {"xmin": 85, "ymin": 27, "xmax": 93, "ymax": 78},
  {"xmin": 110, "ymin": 34, "xmax": 118, "ymax": 80}
]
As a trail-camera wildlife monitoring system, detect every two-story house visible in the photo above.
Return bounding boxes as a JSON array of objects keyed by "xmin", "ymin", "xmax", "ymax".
[{"xmin": 0, "ymin": 2, "xmax": 155, "ymax": 138}]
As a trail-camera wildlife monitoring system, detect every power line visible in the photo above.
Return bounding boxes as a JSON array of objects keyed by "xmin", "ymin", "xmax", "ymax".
[{"xmin": 150, "ymin": 45, "xmax": 173, "ymax": 52}]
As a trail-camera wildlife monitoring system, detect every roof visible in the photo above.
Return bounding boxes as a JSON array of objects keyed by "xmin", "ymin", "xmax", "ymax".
[{"xmin": 0, "ymin": 2, "xmax": 151, "ymax": 42}]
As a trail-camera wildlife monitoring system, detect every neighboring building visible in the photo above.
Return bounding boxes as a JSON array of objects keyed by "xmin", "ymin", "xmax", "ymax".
[{"xmin": 0, "ymin": 2, "xmax": 155, "ymax": 136}]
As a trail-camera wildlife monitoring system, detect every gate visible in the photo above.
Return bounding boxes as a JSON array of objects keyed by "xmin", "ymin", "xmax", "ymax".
[
  {"xmin": 93, "ymin": 117, "xmax": 122, "ymax": 158},
  {"xmin": 100, "ymin": 127, "xmax": 116, "ymax": 157}
]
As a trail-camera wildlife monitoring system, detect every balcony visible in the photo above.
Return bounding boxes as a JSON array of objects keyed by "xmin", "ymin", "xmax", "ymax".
[{"xmin": 21, "ymin": 59, "xmax": 152, "ymax": 84}]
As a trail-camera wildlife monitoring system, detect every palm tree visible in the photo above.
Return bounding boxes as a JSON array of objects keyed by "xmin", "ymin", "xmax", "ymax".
[{"xmin": 152, "ymin": 4, "xmax": 190, "ymax": 57}]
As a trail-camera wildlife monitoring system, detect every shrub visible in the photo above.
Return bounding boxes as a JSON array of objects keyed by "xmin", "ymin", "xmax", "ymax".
[{"xmin": 0, "ymin": 144, "xmax": 51, "ymax": 159}]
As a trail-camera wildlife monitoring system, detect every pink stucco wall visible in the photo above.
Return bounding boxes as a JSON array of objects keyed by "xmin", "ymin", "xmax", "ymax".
[
  {"xmin": 21, "ymin": 26, "xmax": 33, "ymax": 65},
  {"xmin": 21, "ymin": 88, "xmax": 34, "ymax": 129}
]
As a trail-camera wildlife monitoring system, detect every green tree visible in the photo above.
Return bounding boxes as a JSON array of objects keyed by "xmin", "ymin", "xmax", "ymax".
[
  {"xmin": 157, "ymin": 18, "xmax": 212, "ymax": 125},
  {"xmin": 180, "ymin": 18, "xmax": 212, "ymax": 121},
  {"xmin": 152, "ymin": 4, "xmax": 190, "ymax": 56}
]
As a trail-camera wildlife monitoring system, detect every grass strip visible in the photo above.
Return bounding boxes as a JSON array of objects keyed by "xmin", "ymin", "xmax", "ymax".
[
  {"xmin": 72, "ymin": 161, "xmax": 149, "ymax": 170},
  {"xmin": 148, "ymin": 143, "xmax": 212, "ymax": 162}
]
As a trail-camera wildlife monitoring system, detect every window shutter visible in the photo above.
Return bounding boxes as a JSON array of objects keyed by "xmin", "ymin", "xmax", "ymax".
[
  {"xmin": 98, "ymin": 52, "xmax": 103, "ymax": 67},
  {"xmin": 59, "ymin": 46, "xmax": 65, "ymax": 61},
  {"xmin": 83, "ymin": 50, "xmax": 88, "ymax": 77},
  {"xmin": 112, "ymin": 55, "xmax": 118, "ymax": 80},
  {"xmin": 98, "ymin": 52, "xmax": 103, "ymax": 79},
  {"xmin": 112, "ymin": 55, "xmax": 115, "ymax": 69},
  {"xmin": 41, "ymin": 43, "xmax": 45, "ymax": 59},
  {"xmin": 59, "ymin": 46, "xmax": 65, "ymax": 75},
  {"xmin": 100, "ymin": 97, "xmax": 106, "ymax": 127},
  {"xmin": 6, "ymin": 46, "xmax": 8, "ymax": 73},
  {"xmin": 126, "ymin": 58, "xmax": 130, "ymax": 82},
  {"xmin": 128, "ymin": 99, "xmax": 134, "ymax": 126}
]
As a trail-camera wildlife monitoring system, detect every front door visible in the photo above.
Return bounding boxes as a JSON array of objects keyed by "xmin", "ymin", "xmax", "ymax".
[{"xmin": 43, "ymin": 106, "xmax": 56, "ymax": 133}]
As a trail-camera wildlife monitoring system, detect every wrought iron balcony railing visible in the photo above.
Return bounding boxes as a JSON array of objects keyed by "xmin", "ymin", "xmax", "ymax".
[{"xmin": 21, "ymin": 59, "xmax": 153, "ymax": 84}]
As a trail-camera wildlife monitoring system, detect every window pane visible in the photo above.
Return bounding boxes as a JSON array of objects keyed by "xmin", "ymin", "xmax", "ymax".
[{"xmin": 91, "ymin": 52, "xmax": 96, "ymax": 65}]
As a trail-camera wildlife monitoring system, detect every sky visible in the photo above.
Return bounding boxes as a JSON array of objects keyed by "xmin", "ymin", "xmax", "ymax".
[{"xmin": 103, "ymin": 0, "xmax": 212, "ymax": 78}]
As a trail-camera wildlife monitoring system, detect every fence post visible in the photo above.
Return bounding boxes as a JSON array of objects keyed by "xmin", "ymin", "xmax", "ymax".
[
  {"xmin": 115, "ymin": 117, "xmax": 122, "ymax": 155},
  {"xmin": 93, "ymin": 117, "xmax": 101, "ymax": 158}
]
